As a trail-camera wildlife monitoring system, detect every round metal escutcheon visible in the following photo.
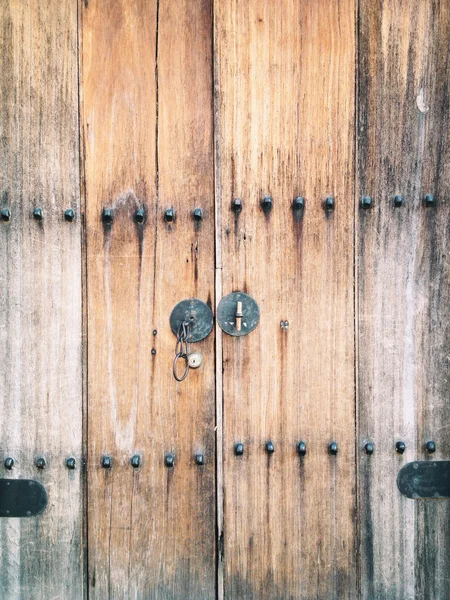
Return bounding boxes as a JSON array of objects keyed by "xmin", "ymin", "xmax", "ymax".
[
  {"xmin": 169, "ymin": 299, "xmax": 213, "ymax": 342},
  {"xmin": 217, "ymin": 292, "xmax": 260, "ymax": 336}
]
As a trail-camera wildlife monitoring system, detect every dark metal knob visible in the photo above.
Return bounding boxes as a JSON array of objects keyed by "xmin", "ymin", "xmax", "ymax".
[
  {"xmin": 396, "ymin": 441, "xmax": 406, "ymax": 454},
  {"xmin": 329, "ymin": 442, "xmax": 338, "ymax": 456},
  {"xmin": 101, "ymin": 455, "xmax": 112, "ymax": 469},
  {"xmin": 296, "ymin": 441, "xmax": 307, "ymax": 456},
  {"xmin": 164, "ymin": 208, "xmax": 175, "ymax": 222},
  {"xmin": 164, "ymin": 453, "xmax": 175, "ymax": 468},
  {"xmin": 1, "ymin": 208, "xmax": 11, "ymax": 222},
  {"xmin": 261, "ymin": 195, "xmax": 273, "ymax": 213},
  {"xmin": 234, "ymin": 443, "xmax": 244, "ymax": 456},
  {"xmin": 360, "ymin": 196, "xmax": 372, "ymax": 209},
  {"xmin": 265, "ymin": 441, "xmax": 275, "ymax": 454},
  {"xmin": 293, "ymin": 197, "xmax": 305, "ymax": 211},
  {"xmin": 130, "ymin": 454, "xmax": 141, "ymax": 468},
  {"xmin": 4, "ymin": 457, "xmax": 14, "ymax": 470},
  {"xmin": 364, "ymin": 442, "xmax": 374, "ymax": 455},
  {"xmin": 66, "ymin": 457, "xmax": 76, "ymax": 470},
  {"xmin": 193, "ymin": 208, "xmax": 203, "ymax": 222},
  {"xmin": 232, "ymin": 198, "xmax": 242, "ymax": 214},
  {"xmin": 33, "ymin": 207, "xmax": 43, "ymax": 221},
  {"xmin": 102, "ymin": 208, "xmax": 113, "ymax": 224},
  {"xmin": 324, "ymin": 197, "xmax": 335, "ymax": 211},
  {"xmin": 134, "ymin": 208, "xmax": 145, "ymax": 224},
  {"xmin": 35, "ymin": 457, "xmax": 46, "ymax": 469},
  {"xmin": 64, "ymin": 208, "xmax": 75, "ymax": 222},
  {"xmin": 195, "ymin": 453, "xmax": 205, "ymax": 466},
  {"xmin": 394, "ymin": 195, "xmax": 404, "ymax": 207},
  {"xmin": 423, "ymin": 194, "xmax": 435, "ymax": 207},
  {"xmin": 425, "ymin": 441, "xmax": 436, "ymax": 454}
]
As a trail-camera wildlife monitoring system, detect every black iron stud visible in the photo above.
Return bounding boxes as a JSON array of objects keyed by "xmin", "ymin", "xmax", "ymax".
[
  {"xmin": 195, "ymin": 453, "xmax": 205, "ymax": 466},
  {"xmin": 265, "ymin": 441, "xmax": 275, "ymax": 454},
  {"xmin": 396, "ymin": 441, "xmax": 406, "ymax": 454},
  {"xmin": 64, "ymin": 208, "xmax": 75, "ymax": 222},
  {"xmin": 164, "ymin": 208, "xmax": 175, "ymax": 222},
  {"xmin": 329, "ymin": 442, "xmax": 338, "ymax": 456},
  {"xmin": 234, "ymin": 443, "xmax": 244, "ymax": 456},
  {"xmin": 35, "ymin": 457, "xmax": 46, "ymax": 469},
  {"xmin": 1, "ymin": 208, "xmax": 11, "ymax": 222},
  {"xmin": 131, "ymin": 454, "xmax": 141, "ymax": 468},
  {"xmin": 293, "ymin": 196, "xmax": 305, "ymax": 212},
  {"xmin": 364, "ymin": 442, "xmax": 374, "ymax": 455},
  {"xmin": 425, "ymin": 441, "xmax": 436, "ymax": 454},
  {"xmin": 324, "ymin": 197, "xmax": 335, "ymax": 211},
  {"xmin": 193, "ymin": 208, "xmax": 203, "ymax": 222},
  {"xmin": 232, "ymin": 198, "xmax": 242, "ymax": 214},
  {"xmin": 394, "ymin": 195, "xmax": 404, "ymax": 207},
  {"xmin": 297, "ymin": 441, "xmax": 307, "ymax": 456},
  {"xmin": 151, "ymin": 348, "xmax": 156, "ymax": 356},
  {"xmin": 4, "ymin": 457, "xmax": 14, "ymax": 470},
  {"xmin": 66, "ymin": 457, "xmax": 76, "ymax": 470},
  {"xmin": 134, "ymin": 208, "xmax": 145, "ymax": 224},
  {"xmin": 101, "ymin": 455, "xmax": 112, "ymax": 469},
  {"xmin": 33, "ymin": 208, "xmax": 43, "ymax": 221},
  {"xmin": 424, "ymin": 194, "xmax": 435, "ymax": 207},
  {"xmin": 361, "ymin": 196, "xmax": 372, "ymax": 209},
  {"xmin": 164, "ymin": 453, "xmax": 175, "ymax": 468},
  {"xmin": 153, "ymin": 329, "xmax": 157, "ymax": 336},
  {"xmin": 102, "ymin": 208, "xmax": 113, "ymax": 224},
  {"xmin": 261, "ymin": 195, "xmax": 273, "ymax": 214}
]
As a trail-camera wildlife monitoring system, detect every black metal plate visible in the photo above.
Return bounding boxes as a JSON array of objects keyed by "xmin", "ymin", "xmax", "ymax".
[
  {"xmin": 169, "ymin": 299, "xmax": 213, "ymax": 342},
  {"xmin": 0, "ymin": 479, "xmax": 48, "ymax": 517},
  {"xmin": 217, "ymin": 292, "xmax": 260, "ymax": 336},
  {"xmin": 397, "ymin": 461, "xmax": 450, "ymax": 499}
]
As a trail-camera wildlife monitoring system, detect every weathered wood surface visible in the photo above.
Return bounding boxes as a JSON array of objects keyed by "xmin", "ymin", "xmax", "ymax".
[
  {"xmin": 0, "ymin": 1, "xmax": 84, "ymax": 599},
  {"xmin": 357, "ymin": 1, "xmax": 450, "ymax": 598},
  {"xmin": 215, "ymin": 1, "xmax": 356, "ymax": 598},
  {"xmin": 82, "ymin": 0, "xmax": 216, "ymax": 598}
]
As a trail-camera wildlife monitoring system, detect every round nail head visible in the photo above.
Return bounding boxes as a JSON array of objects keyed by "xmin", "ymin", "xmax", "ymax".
[
  {"xmin": 425, "ymin": 441, "xmax": 436, "ymax": 454},
  {"xmin": 164, "ymin": 453, "xmax": 175, "ymax": 468},
  {"xmin": 102, "ymin": 208, "xmax": 113, "ymax": 224},
  {"xmin": 234, "ymin": 443, "xmax": 244, "ymax": 456},
  {"xmin": 66, "ymin": 457, "xmax": 76, "ymax": 470},
  {"xmin": 64, "ymin": 208, "xmax": 75, "ymax": 222},
  {"xmin": 33, "ymin": 208, "xmax": 43, "ymax": 221},
  {"xmin": 293, "ymin": 197, "xmax": 305, "ymax": 211},
  {"xmin": 324, "ymin": 197, "xmax": 335, "ymax": 211},
  {"xmin": 232, "ymin": 198, "xmax": 242, "ymax": 214},
  {"xmin": 265, "ymin": 441, "xmax": 275, "ymax": 454},
  {"xmin": 364, "ymin": 442, "xmax": 374, "ymax": 455},
  {"xmin": 134, "ymin": 208, "xmax": 145, "ymax": 224},
  {"xmin": 396, "ymin": 441, "xmax": 406, "ymax": 454},
  {"xmin": 101, "ymin": 455, "xmax": 112, "ymax": 469},
  {"xmin": 262, "ymin": 196, "xmax": 273, "ymax": 213},
  {"xmin": 1, "ymin": 208, "xmax": 11, "ymax": 222},
  {"xmin": 297, "ymin": 441, "xmax": 307, "ymax": 456},
  {"xmin": 394, "ymin": 195, "xmax": 404, "ymax": 207},
  {"xmin": 193, "ymin": 208, "xmax": 203, "ymax": 222},
  {"xmin": 329, "ymin": 442, "xmax": 338, "ymax": 456},
  {"xmin": 195, "ymin": 453, "xmax": 205, "ymax": 466},
  {"xmin": 361, "ymin": 196, "xmax": 372, "ymax": 209},
  {"xmin": 35, "ymin": 457, "xmax": 46, "ymax": 469},
  {"xmin": 4, "ymin": 457, "xmax": 14, "ymax": 470},
  {"xmin": 131, "ymin": 454, "xmax": 141, "ymax": 468},
  {"xmin": 164, "ymin": 208, "xmax": 175, "ymax": 222},
  {"xmin": 424, "ymin": 194, "xmax": 435, "ymax": 207}
]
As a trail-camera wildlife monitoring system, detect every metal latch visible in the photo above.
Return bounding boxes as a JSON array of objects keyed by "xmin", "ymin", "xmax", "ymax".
[{"xmin": 217, "ymin": 292, "xmax": 260, "ymax": 336}]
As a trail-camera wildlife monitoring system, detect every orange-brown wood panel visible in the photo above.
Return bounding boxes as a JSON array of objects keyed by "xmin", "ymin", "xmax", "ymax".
[
  {"xmin": 82, "ymin": 1, "xmax": 215, "ymax": 598},
  {"xmin": 0, "ymin": 1, "xmax": 83, "ymax": 598},
  {"xmin": 214, "ymin": 1, "xmax": 356, "ymax": 598},
  {"xmin": 357, "ymin": 2, "xmax": 450, "ymax": 598}
]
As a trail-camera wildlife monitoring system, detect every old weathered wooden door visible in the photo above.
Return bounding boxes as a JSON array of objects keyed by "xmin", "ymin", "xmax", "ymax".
[{"xmin": 1, "ymin": 1, "xmax": 449, "ymax": 599}]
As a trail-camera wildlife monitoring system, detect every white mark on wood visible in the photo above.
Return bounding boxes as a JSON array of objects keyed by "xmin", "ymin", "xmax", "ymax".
[{"xmin": 416, "ymin": 88, "xmax": 429, "ymax": 113}]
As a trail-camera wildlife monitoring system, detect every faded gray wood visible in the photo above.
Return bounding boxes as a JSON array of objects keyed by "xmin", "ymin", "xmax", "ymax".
[
  {"xmin": 358, "ymin": 1, "xmax": 450, "ymax": 598},
  {"xmin": 0, "ymin": 1, "xmax": 84, "ymax": 599}
]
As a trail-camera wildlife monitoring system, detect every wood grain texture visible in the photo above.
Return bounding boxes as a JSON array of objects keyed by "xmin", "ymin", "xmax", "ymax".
[
  {"xmin": 357, "ymin": 1, "xmax": 450, "ymax": 598},
  {"xmin": 0, "ymin": 1, "xmax": 83, "ymax": 599},
  {"xmin": 215, "ymin": 1, "xmax": 356, "ymax": 598},
  {"xmin": 82, "ymin": 0, "xmax": 215, "ymax": 597}
]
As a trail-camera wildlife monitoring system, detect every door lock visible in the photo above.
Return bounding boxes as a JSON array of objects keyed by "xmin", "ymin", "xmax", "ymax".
[{"xmin": 217, "ymin": 292, "xmax": 260, "ymax": 336}]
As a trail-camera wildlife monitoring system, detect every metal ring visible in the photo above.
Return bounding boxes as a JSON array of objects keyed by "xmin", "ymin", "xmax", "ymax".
[{"xmin": 173, "ymin": 352, "xmax": 190, "ymax": 382}]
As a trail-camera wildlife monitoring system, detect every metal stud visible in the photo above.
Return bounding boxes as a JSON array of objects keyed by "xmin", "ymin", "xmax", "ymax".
[
  {"xmin": 293, "ymin": 196, "xmax": 305, "ymax": 212},
  {"xmin": 232, "ymin": 198, "xmax": 242, "ymax": 214},
  {"xmin": 151, "ymin": 348, "xmax": 156, "ymax": 356},
  {"xmin": 396, "ymin": 441, "xmax": 406, "ymax": 454},
  {"xmin": 425, "ymin": 441, "xmax": 436, "ymax": 454},
  {"xmin": 394, "ymin": 195, "xmax": 404, "ymax": 207},
  {"xmin": 164, "ymin": 208, "xmax": 175, "ymax": 222},
  {"xmin": 102, "ymin": 208, "xmax": 113, "ymax": 224},
  {"xmin": 33, "ymin": 207, "xmax": 43, "ymax": 221},
  {"xmin": 234, "ymin": 443, "xmax": 244, "ymax": 456},
  {"xmin": 329, "ymin": 442, "xmax": 338, "ymax": 456},
  {"xmin": 265, "ymin": 441, "xmax": 275, "ymax": 454},
  {"xmin": 101, "ymin": 455, "xmax": 112, "ymax": 469},
  {"xmin": 423, "ymin": 194, "xmax": 435, "ymax": 207},
  {"xmin": 35, "ymin": 457, "xmax": 46, "ymax": 469},
  {"xmin": 297, "ymin": 441, "xmax": 307, "ymax": 456},
  {"xmin": 164, "ymin": 453, "xmax": 175, "ymax": 468},
  {"xmin": 364, "ymin": 442, "xmax": 374, "ymax": 455},
  {"xmin": 4, "ymin": 457, "xmax": 14, "ymax": 470},
  {"xmin": 195, "ymin": 453, "xmax": 205, "ymax": 466},
  {"xmin": 134, "ymin": 208, "xmax": 145, "ymax": 224},
  {"xmin": 261, "ymin": 195, "xmax": 273, "ymax": 214},
  {"xmin": 324, "ymin": 197, "xmax": 335, "ymax": 211},
  {"xmin": 360, "ymin": 196, "xmax": 372, "ymax": 209},
  {"xmin": 153, "ymin": 329, "xmax": 157, "ymax": 336},
  {"xmin": 1, "ymin": 208, "xmax": 11, "ymax": 222},
  {"xmin": 193, "ymin": 208, "xmax": 203, "ymax": 222},
  {"xmin": 64, "ymin": 208, "xmax": 75, "ymax": 222},
  {"xmin": 131, "ymin": 454, "xmax": 141, "ymax": 468},
  {"xmin": 66, "ymin": 457, "xmax": 76, "ymax": 470}
]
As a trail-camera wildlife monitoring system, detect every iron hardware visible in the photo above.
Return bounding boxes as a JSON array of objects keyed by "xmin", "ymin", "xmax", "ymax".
[
  {"xmin": 361, "ymin": 196, "xmax": 372, "ymax": 209},
  {"xmin": 217, "ymin": 292, "xmax": 260, "ymax": 337},
  {"xmin": 396, "ymin": 441, "xmax": 406, "ymax": 454},
  {"xmin": 188, "ymin": 352, "xmax": 203, "ymax": 369},
  {"xmin": 195, "ymin": 453, "xmax": 205, "ymax": 466},
  {"xmin": 164, "ymin": 208, "xmax": 175, "ymax": 222},
  {"xmin": 423, "ymin": 194, "xmax": 435, "ymax": 207},
  {"xmin": 265, "ymin": 441, "xmax": 275, "ymax": 454},
  {"xmin": 394, "ymin": 195, "xmax": 404, "ymax": 207},
  {"xmin": 33, "ymin": 207, "xmax": 43, "ymax": 221},
  {"xmin": 293, "ymin": 197, "xmax": 305, "ymax": 212},
  {"xmin": 398, "ymin": 461, "xmax": 450, "ymax": 499},
  {"xmin": 425, "ymin": 441, "xmax": 436, "ymax": 454},
  {"xmin": 234, "ymin": 443, "xmax": 244, "ymax": 456},
  {"xmin": 1, "ymin": 208, "xmax": 11, "ymax": 222},
  {"xmin": 364, "ymin": 443, "xmax": 374, "ymax": 455},
  {"xmin": 102, "ymin": 208, "xmax": 113, "ymax": 224},
  {"xmin": 329, "ymin": 442, "xmax": 338, "ymax": 456},
  {"xmin": 297, "ymin": 441, "xmax": 307, "ymax": 456},
  {"xmin": 4, "ymin": 458, "xmax": 14, "ymax": 470},
  {"xmin": 35, "ymin": 457, "xmax": 46, "ymax": 469},
  {"xmin": 261, "ymin": 195, "xmax": 273, "ymax": 214},
  {"xmin": 101, "ymin": 455, "xmax": 112, "ymax": 469},
  {"xmin": 64, "ymin": 208, "xmax": 75, "ymax": 222},
  {"xmin": 193, "ymin": 208, "xmax": 203, "ymax": 222},
  {"xmin": 232, "ymin": 198, "xmax": 242, "ymax": 214},
  {"xmin": 131, "ymin": 455, "xmax": 141, "ymax": 468},
  {"xmin": 164, "ymin": 453, "xmax": 175, "ymax": 468},
  {"xmin": 280, "ymin": 320, "xmax": 289, "ymax": 330},
  {"xmin": 324, "ymin": 197, "xmax": 335, "ymax": 212},
  {"xmin": 134, "ymin": 208, "xmax": 145, "ymax": 224},
  {"xmin": 66, "ymin": 457, "xmax": 76, "ymax": 470},
  {"xmin": 0, "ymin": 479, "xmax": 48, "ymax": 517}
]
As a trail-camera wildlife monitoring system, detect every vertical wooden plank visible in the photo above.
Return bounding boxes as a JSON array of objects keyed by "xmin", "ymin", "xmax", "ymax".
[
  {"xmin": 214, "ymin": 1, "xmax": 356, "ymax": 598},
  {"xmin": 0, "ymin": 1, "xmax": 83, "ymax": 599},
  {"xmin": 82, "ymin": 0, "xmax": 216, "ymax": 597},
  {"xmin": 358, "ymin": 1, "xmax": 450, "ymax": 598}
]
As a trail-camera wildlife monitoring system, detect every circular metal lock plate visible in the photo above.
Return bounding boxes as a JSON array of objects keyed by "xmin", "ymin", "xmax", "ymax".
[
  {"xmin": 169, "ymin": 299, "xmax": 213, "ymax": 342},
  {"xmin": 188, "ymin": 352, "xmax": 203, "ymax": 368},
  {"xmin": 217, "ymin": 292, "xmax": 260, "ymax": 336}
]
